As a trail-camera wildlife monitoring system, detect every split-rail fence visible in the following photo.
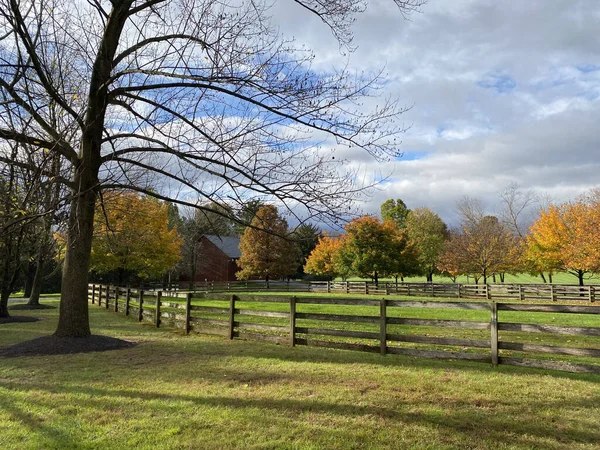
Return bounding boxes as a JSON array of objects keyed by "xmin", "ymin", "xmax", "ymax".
[
  {"xmin": 88, "ymin": 284, "xmax": 600, "ymax": 375},
  {"xmin": 141, "ymin": 280, "xmax": 599, "ymax": 302}
]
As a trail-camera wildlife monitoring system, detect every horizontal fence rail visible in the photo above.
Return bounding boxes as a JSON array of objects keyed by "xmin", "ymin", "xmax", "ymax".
[
  {"xmin": 123, "ymin": 280, "xmax": 600, "ymax": 302},
  {"xmin": 88, "ymin": 284, "xmax": 600, "ymax": 374}
]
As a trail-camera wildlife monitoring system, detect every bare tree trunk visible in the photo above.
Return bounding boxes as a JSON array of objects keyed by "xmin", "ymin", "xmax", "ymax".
[
  {"xmin": 22, "ymin": 261, "xmax": 35, "ymax": 298},
  {"xmin": 29, "ymin": 149, "xmax": 62, "ymax": 307},
  {"xmin": 540, "ymin": 272, "xmax": 547, "ymax": 283},
  {"xmin": 27, "ymin": 254, "xmax": 45, "ymax": 306},
  {"xmin": 0, "ymin": 253, "xmax": 12, "ymax": 318},
  {"xmin": 548, "ymin": 273, "xmax": 553, "ymax": 284}
]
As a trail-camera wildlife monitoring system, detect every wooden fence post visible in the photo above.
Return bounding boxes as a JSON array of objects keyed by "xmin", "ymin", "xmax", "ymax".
[
  {"xmin": 105, "ymin": 285, "xmax": 110, "ymax": 309},
  {"xmin": 125, "ymin": 288, "xmax": 131, "ymax": 316},
  {"xmin": 290, "ymin": 296, "xmax": 296, "ymax": 347},
  {"xmin": 228, "ymin": 295, "xmax": 236, "ymax": 340},
  {"xmin": 155, "ymin": 291, "xmax": 162, "ymax": 328},
  {"xmin": 98, "ymin": 285, "xmax": 103, "ymax": 307},
  {"xmin": 185, "ymin": 292, "xmax": 192, "ymax": 335},
  {"xmin": 490, "ymin": 301, "xmax": 498, "ymax": 367},
  {"xmin": 430, "ymin": 283, "xmax": 434, "ymax": 298},
  {"xmin": 519, "ymin": 285, "xmax": 524, "ymax": 301},
  {"xmin": 550, "ymin": 284, "xmax": 555, "ymax": 302},
  {"xmin": 407, "ymin": 284, "xmax": 411, "ymax": 296},
  {"xmin": 138, "ymin": 290, "xmax": 144, "ymax": 322},
  {"xmin": 591, "ymin": 286, "xmax": 595, "ymax": 303},
  {"xmin": 114, "ymin": 287, "xmax": 119, "ymax": 312},
  {"xmin": 380, "ymin": 298, "xmax": 387, "ymax": 356},
  {"xmin": 486, "ymin": 284, "xmax": 491, "ymax": 300},
  {"xmin": 91, "ymin": 284, "xmax": 95, "ymax": 304},
  {"xmin": 364, "ymin": 281, "xmax": 368, "ymax": 295}
]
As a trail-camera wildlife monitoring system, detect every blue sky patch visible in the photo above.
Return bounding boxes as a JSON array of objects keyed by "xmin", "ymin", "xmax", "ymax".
[
  {"xmin": 477, "ymin": 73, "xmax": 517, "ymax": 94},
  {"xmin": 396, "ymin": 150, "xmax": 428, "ymax": 161},
  {"xmin": 576, "ymin": 64, "xmax": 600, "ymax": 73}
]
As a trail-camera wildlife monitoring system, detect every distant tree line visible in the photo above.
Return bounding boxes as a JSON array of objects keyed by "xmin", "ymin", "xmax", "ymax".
[{"xmin": 305, "ymin": 187, "xmax": 600, "ymax": 286}]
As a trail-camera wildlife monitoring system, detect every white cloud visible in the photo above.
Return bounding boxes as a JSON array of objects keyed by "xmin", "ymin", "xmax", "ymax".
[{"xmin": 265, "ymin": 0, "xmax": 600, "ymax": 226}]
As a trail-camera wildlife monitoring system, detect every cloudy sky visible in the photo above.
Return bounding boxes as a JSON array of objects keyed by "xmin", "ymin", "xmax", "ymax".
[{"xmin": 272, "ymin": 0, "xmax": 600, "ymax": 226}]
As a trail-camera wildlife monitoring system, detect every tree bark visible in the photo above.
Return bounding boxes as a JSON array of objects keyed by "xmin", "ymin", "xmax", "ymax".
[
  {"xmin": 22, "ymin": 261, "xmax": 35, "ymax": 298},
  {"xmin": 54, "ymin": 2, "xmax": 131, "ymax": 337},
  {"xmin": 54, "ymin": 164, "xmax": 98, "ymax": 337},
  {"xmin": 27, "ymin": 255, "xmax": 44, "ymax": 306}
]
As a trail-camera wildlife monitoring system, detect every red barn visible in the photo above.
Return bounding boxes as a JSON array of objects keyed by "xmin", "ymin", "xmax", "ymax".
[{"xmin": 188, "ymin": 235, "xmax": 241, "ymax": 282}]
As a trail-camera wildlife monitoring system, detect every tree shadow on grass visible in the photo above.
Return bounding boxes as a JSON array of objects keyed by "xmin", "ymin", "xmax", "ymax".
[
  {"xmin": 0, "ymin": 396, "xmax": 78, "ymax": 450},
  {"xmin": 1, "ymin": 379, "xmax": 599, "ymax": 450},
  {"xmin": 0, "ymin": 335, "xmax": 135, "ymax": 357},
  {"xmin": 170, "ymin": 335, "xmax": 600, "ymax": 384},
  {"xmin": 0, "ymin": 316, "xmax": 40, "ymax": 325}
]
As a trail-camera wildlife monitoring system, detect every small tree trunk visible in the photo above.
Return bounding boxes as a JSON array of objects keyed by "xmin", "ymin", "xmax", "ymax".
[
  {"xmin": 22, "ymin": 261, "xmax": 36, "ymax": 298},
  {"xmin": 540, "ymin": 272, "xmax": 547, "ymax": 283},
  {"xmin": 0, "ymin": 291, "xmax": 9, "ymax": 318},
  {"xmin": 27, "ymin": 256, "xmax": 45, "ymax": 306},
  {"xmin": 578, "ymin": 270, "xmax": 584, "ymax": 286},
  {"xmin": 548, "ymin": 273, "xmax": 553, "ymax": 284}
]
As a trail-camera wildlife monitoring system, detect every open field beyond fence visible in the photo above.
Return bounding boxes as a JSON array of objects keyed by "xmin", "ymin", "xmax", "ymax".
[
  {"xmin": 89, "ymin": 284, "xmax": 600, "ymax": 374},
  {"xmin": 152, "ymin": 280, "xmax": 600, "ymax": 302}
]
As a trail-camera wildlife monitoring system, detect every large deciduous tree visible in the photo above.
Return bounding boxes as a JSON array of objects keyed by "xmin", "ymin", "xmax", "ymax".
[
  {"xmin": 381, "ymin": 199, "xmax": 410, "ymax": 229},
  {"xmin": 404, "ymin": 207, "xmax": 448, "ymax": 282},
  {"xmin": 237, "ymin": 205, "xmax": 299, "ymax": 280},
  {"xmin": 291, "ymin": 223, "xmax": 321, "ymax": 279},
  {"xmin": 0, "ymin": 0, "xmax": 422, "ymax": 336},
  {"xmin": 90, "ymin": 193, "xmax": 181, "ymax": 283},
  {"xmin": 438, "ymin": 216, "xmax": 517, "ymax": 284},
  {"xmin": 304, "ymin": 232, "xmax": 347, "ymax": 280},
  {"xmin": 337, "ymin": 216, "xmax": 410, "ymax": 283},
  {"xmin": 525, "ymin": 200, "xmax": 600, "ymax": 286}
]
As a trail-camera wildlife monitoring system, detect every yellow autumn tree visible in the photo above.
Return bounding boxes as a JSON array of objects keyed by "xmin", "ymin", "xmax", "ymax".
[
  {"xmin": 236, "ymin": 205, "xmax": 299, "ymax": 280},
  {"xmin": 525, "ymin": 200, "xmax": 600, "ymax": 285},
  {"xmin": 304, "ymin": 232, "xmax": 347, "ymax": 280},
  {"xmin": 91, "ymin": 193, "xmax": 182, "ymax": 282}
]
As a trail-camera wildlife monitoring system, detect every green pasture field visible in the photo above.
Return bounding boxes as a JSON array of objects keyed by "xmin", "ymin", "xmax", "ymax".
[
  {"xmin": 344, "ymin": 272, "xmax": 600, "ymax": 284},
  {"xmin": 2, "ymin": 298, "xmax": 600, "ymax": 449}
]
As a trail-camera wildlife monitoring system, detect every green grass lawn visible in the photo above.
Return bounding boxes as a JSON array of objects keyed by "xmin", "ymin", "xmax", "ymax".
[
  {"xmin": 342, "ymin": 272, "xmax": 600, "ymax": 284},
  {"xmin": 2, "ymin": 300, "xmax": 600, "ymax": 449}
]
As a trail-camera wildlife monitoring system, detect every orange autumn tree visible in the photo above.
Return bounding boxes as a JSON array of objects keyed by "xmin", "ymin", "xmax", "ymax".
[
  {"xmin": 525, "ymin": 200, "xmax": 600, "ymax": 285},
  {"xmin": 304, "ymin": 232, "xmax": 348, "ymax": 280},
  {"xmin": 237, "ymin": 205, "xmax": 299, "ymax": 280},
  {"xmin": 91, "ymin": 193, "xmax": 182, "ymax": 283}
]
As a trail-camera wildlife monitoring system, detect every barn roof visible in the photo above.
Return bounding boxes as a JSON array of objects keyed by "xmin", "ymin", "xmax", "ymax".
[{"xmin": 204, "ymin": 235, "xmax": 241, "ymax": 259}]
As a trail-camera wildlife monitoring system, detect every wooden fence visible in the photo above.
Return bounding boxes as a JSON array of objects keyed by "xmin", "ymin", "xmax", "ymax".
[
  {"xmin": 172, "ymin": 280, "xmax": 600, "ymax": 302},
  {"xmin": 88, "ymin": 284, "xmax": 600, "ymax": 374}
]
